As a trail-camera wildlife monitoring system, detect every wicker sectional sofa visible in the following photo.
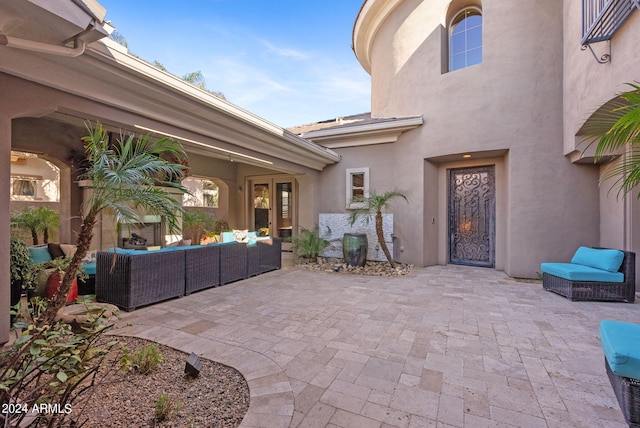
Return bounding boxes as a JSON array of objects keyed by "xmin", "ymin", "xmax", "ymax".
[
  {"xmin": 96, "ymin": 238, "xmax": 281, "ymax": 311},
  {"xmin": 541, "ymin": 246, "xmax": 636, "ymax": 303}
]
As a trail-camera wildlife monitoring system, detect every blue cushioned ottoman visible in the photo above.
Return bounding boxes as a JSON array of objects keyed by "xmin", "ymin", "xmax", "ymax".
[{"xmin": 600, "ymin": 320, "xmax": 640, "ymax": 427}]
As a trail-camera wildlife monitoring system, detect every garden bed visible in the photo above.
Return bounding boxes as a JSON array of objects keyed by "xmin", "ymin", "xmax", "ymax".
[
  {"xmin": 81, "ymin": 336, "xmax": 249, "ymax": 427},
  {"xmin": 295, "ymin": 257, "xmax": 413, "ymax": 277}
]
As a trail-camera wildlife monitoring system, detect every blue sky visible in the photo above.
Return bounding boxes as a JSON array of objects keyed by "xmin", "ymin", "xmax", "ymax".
[{"xmin": 99, "ymin": 0, "xmax": 371, "ymax": 128}]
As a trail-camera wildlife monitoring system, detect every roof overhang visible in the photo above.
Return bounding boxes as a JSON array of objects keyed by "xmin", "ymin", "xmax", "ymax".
[
  {"xmin": 0, "ymin": 0, "xmax": 110, "ymax": 47},
  {"xmin": 352, "ymin": 0, "xmax": 405, "ymax": 74},
  {"xmin": 0, "ymin": 0, "xmax": 340, "ymax": 173},
  {"xmin": 301, "ymin": 116, "xmax": 423, "ymax": 148}
]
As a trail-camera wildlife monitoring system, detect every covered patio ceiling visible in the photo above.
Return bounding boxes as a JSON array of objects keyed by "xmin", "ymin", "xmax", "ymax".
[{"xmin": 0, "ymin": 0, "xmax": 340, "ymax": 174}]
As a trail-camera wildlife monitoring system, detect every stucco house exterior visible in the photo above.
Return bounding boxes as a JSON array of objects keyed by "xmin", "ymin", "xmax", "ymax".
[
  {"xmin": 0, "ymin": 0, "xmax": 340, "ymax": 342},
  {"xmin": 292, "ymin": 0, "xmax": 640, "ymax": 282},
  {"xmin": 2, "ymin": 0, "xmax": 640, "ymax": 343}
]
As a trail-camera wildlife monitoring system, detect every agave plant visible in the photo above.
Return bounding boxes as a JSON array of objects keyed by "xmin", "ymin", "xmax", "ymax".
[
  {"xmin": 348, "ymin": 190, "xmax": 408, "ymax": 268},
  {"xmin": 39, "ymin": 122, "xmax": 188, "ymax": 325}
]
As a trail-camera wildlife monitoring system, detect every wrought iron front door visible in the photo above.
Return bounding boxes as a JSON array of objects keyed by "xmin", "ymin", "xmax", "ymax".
[{"xmin": 449, "ymin": 166, "xmax": 495, "ymax": 267}]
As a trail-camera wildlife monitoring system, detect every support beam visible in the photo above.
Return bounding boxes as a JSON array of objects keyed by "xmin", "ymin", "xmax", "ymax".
[{"xmin": 1, "ymin": 117, "xmax": 11, "ymax": 344}]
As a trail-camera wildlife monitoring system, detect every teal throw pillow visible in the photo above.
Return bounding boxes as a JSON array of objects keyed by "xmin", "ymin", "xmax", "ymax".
[{"xmin": 28, "ymin": 245, "xmax": 52, "ymax": 264}]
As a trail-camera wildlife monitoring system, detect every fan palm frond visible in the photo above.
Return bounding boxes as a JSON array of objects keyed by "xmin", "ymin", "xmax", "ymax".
[
  {"xmin": 348, "ymin": 190, "xmax": 409, "ymax": 267},
  {"xmin": 41, "ymin": 122, "xmax": 188, "ymax": 324},
  {"xmin": 582, "ymin": 83, "xmax": 640, "ymax": 198}
]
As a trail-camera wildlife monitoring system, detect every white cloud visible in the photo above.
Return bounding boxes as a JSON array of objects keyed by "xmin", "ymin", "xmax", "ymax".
[
  {"xmin": 158, "ymin": 21, "xmax": 370, "ymax": 127},
  {"xmin": 258, "ymin": 39, "xmax": 308, "ymax": 61}
]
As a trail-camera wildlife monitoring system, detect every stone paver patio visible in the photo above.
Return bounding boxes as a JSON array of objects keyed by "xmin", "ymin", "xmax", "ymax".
[{"xmin": 111, "ymin": 258, "xmax": 639, "ymax": 427}]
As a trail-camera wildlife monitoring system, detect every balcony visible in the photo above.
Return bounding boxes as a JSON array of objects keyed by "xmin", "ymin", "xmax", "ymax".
[{"xmin": 582, "ymin": 0, "xmax": 639, "ymax": 45}]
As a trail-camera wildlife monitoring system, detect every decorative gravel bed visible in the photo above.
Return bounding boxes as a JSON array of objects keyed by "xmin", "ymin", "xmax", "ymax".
[
  {"xmin": 295, "ymin": 257, "xmax": 413, "ymax": 276},
  {"xmin": 80, "ymin": 336, "xmax": 249, "ymax": 427}
]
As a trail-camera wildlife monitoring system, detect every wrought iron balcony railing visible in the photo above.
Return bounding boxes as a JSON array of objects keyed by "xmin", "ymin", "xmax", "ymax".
[{"xmin": 582, "ymin": 0, "xmax": 639, "ymax": 45}]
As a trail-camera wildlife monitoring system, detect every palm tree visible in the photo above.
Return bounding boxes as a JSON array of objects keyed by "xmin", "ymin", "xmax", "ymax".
[
  {"xmin": 11, "ymin": 207, "xmax": 41, "ymax": 245},
  {"xmin": 11, "ymin": 206, "xmax": 59, "ymax": 245},
  {"xmin": 39, "ymin": 122, "xmax": 188, "ymax": 325},
  {"xmin": 181, "ymin": 70, "xmax": 207, "ymax": 90},
  {"xmin": 348, "ymin": 190, "xmax": 408, "ymax": 268},
  {"xmin": 108, "ymin": 31, "xmax": 128, "ymax": 48},
  {"xmin": 583, "ymin": 82, "xmax": 640, "ymax": 197},
  {"xmin": 154, "ymin": 61, "xmax": 226, "ymax": 100},
  {"xmin": 33, "ymin": 206, "xmax": 59, "ymax": 244}
]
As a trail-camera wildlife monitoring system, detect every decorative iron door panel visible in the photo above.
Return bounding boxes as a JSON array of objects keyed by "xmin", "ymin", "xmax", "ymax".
[{"xmin": 449, "ymin": 166, "xmax": 495, "ymax": 267}]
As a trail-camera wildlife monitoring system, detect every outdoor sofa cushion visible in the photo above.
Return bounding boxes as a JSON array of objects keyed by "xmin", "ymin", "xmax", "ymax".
[
  {"xmin": 83, "ymin": 262, "xmax": 96, "ymax": 276},
  {"xmin": 540, "ymin": 262, "xmax": 624, "ymax": 282},
  {"xmin": 158, "ymin": 245, "xmax": 203, "ymax": 252},
  {"xmin": 28, "ymin": 245, "xmax": 53, "ymax": 264},
  {"xmin": 47, "ymin": 243, "xmax": 66, "ymax": 259},
  {"xmin": 600, "ymin": 320, "xmax": 640, "ymax": 379},
  {"xmin": 571, "ymin": 246, "xmax": 624, "ymax": 273}
]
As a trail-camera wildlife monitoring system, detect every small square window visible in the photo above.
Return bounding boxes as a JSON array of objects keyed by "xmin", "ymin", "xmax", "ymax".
[{"xmin": 346, "ymin": 168, "xmax": 369, "ymax": 209}]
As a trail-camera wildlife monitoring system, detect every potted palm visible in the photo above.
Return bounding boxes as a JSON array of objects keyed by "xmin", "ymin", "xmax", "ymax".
[
  {"xmin": 40, "ymin": 257, "xmax": 88, "ymax": 303},
  {"xmin": 31, "ymin": 256, "xmax": 86, "ymax": 303}
]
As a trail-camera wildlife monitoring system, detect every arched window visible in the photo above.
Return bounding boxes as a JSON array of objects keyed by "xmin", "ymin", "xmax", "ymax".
[
  {"xmin": 449, "ymin": 7, "xmax": 482, "ymax": 72},
  {"xmin": 182, "ymin": 177, "xmax": 219, "ymax": 208}
]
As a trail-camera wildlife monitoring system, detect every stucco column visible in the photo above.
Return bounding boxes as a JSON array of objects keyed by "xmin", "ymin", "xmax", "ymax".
[{"xmin": 1, "ymin": 117, "xmax": 11, "ymax": 344}]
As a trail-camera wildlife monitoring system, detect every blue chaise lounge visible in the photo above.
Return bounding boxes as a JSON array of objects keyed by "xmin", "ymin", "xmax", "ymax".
[{"xmin": 541, "ymin": 246, "xmax": 635, "ymax": 302}]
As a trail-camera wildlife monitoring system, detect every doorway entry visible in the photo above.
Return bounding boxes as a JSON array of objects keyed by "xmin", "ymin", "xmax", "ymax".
[
  {"xmin": 448, "ymin": 166, "xmax": 495, "ymax": 267},
  {"xmin": 250, "ymin": 177, "xmax": 296, "ymax": 250}
]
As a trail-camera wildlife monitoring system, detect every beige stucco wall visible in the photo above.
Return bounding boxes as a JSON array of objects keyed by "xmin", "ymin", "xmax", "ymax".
[
  {"xmin": 599, "ymin": 161, "xmax": 626, "ymax": 250},
  {"xmin": 295, "ymin": 172, "xmax": 321, "ymax": 233},
  {"xmin": 318, "ymin": 138, "xmax": 423, "ymax": 265},
  {"xmin": 563, "ymin": 3, "xmax": 640, "ymax": 156},
  {"xmin": 339, "ymin": 0, "xmax": 603, "ymax": 276},
  {"xmin": 563, "ymin": 3, "xmax": 640, "ymax": 283}
]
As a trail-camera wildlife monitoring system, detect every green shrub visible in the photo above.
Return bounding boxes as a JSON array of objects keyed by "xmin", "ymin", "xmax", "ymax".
[
  {"xmin": 120, "ymin": 343, "xmax": 163, "ymax": 375},
  {"xmin": 155, "ymin": 392, "xmax": 183, "ymax": 422},
  {"xmin": 292, "ymin": 225, "xmax": 330, "ymax": 263},
  {"xmin": 0, "ymin": 298, "xmax": 118, "ymax": 427},
  {"xmin": 10, "ymin": 237, "xmax": 32, "ymax": 287}
]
